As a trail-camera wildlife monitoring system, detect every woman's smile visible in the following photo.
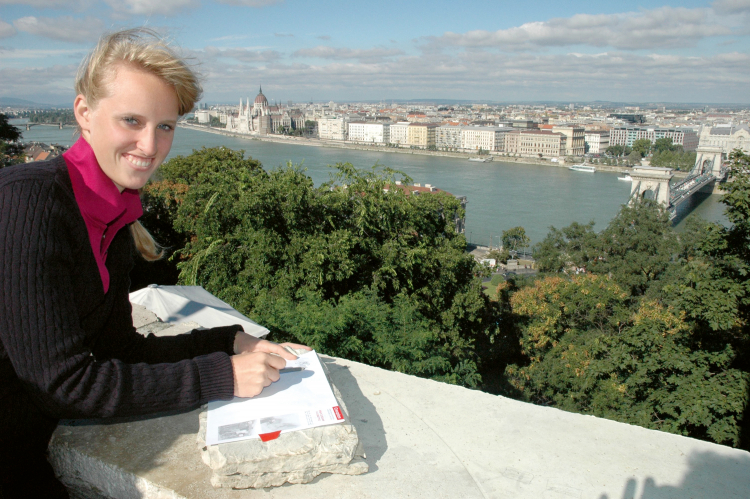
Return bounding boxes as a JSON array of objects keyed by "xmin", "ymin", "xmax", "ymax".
[{"xmin": 74, "ymin": 64, "xmax": 179, "ymax": 192}]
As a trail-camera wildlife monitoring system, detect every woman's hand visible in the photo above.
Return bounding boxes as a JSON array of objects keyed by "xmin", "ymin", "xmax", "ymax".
[
  {"xmin": 234, "ymin": 331, "xmax": 311, "ymax": 358},
  {"xmin": 230, "ymin": 332, "xmax": 312, "ymax": 398},
  {"xmin": 230, "ymin": 352, "xmax": 285, "ymax": 398}
]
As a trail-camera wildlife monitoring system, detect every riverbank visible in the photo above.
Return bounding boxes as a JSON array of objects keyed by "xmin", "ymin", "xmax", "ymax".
[{"xmin": 178, "ymin": 123, "xmax": 676, "ymax": 177}]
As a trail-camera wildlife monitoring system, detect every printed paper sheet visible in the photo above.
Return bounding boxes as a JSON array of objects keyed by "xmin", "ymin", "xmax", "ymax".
[{"xmin": 206, "ymin": 350, "xmax": 344, "ymax": 445}]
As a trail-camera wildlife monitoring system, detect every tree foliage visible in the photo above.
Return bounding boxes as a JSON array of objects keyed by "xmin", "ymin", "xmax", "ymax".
[
  {"xmin": 650, "ymin": 148, "xmax": 696, "ymax": 171},
  {"xmin": 505, "ymin": 275, "xmax": 747, "ymax": 446},
  {"xmin": 144, "ymin": 146, "xmax": 498, "ymax": 387},
  {"xmin": 524, "ymin": 190, "xmax": 750, "ymax": 447},
  {"xmin": 0, "ymin": 114, "xmax": 23, "ymax": 169},
  {"xmin": 632, "ymin": 138, "xmax": 652, "ymax": 158},
  {"xmin": 0, "ymin": 114, "xmax": 21, "ymax": 142},
  {"xmin": 27, "ymin": 109, "xmax": 75, "ymax": 125},
  {"xmin": 535, "ymin": 199, "xmax": 676, "ymax": 296},
  {"xmin": 606, "ymin": 145, "xmax": 632, "ymax": 157},
  {"xmin": 653, "ymin": 137, "xmax": 677, "ymax": 154},
  {"xmin": 533, "ymin": 221, "xmax": 597, "ymax": 274},
  {"xmin": 626, "ymin": 150, "xmax": 643, "ymax": 166},
  {"xmin": 137, "ymin": 144, "xmax": 750, "ymax": 448},
  {"xmin": 502, "ymin": 226, "xmax": 530, "ymax": 256}
]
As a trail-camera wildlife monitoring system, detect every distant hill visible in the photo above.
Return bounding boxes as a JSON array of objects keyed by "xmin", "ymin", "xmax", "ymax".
[{"xmin": 0, "ymin": 97, "xmax": 69, "ymax": 109}]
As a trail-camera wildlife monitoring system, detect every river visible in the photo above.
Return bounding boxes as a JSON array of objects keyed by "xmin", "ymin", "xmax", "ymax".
[{"xmin": 11, "ymin": 120, "xmax": 729, "ymax": 247}]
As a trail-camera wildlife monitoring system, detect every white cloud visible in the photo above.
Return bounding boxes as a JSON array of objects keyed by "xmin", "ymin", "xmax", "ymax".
[
  {"xmin": 431, "ymin": 7, "xmax": 731, "ymax": 51},
  {"xmin": 104, "ymin": 0, "xmax": 198, "ymax": 16},
  {"xmin": 0, "ymin": 19, "xmax": 16, "ymax": 39},
  {"xmin": 197, "ymin": 48, "xmax": 750, "ymax": 103},
  {"xmin": 293, "ymin": 46, "xmax": 404, "ymax": 63},
  {"xmin": 13, "ymin": 16, "xmax": 105, "ymax": 43},
  {"xmin": 214, "ymin": 0, "xmax": 283, "ymax": 6},
  {"xmin": 0, "ymin": 0, "xmax": 91, "ymax": 7},
  {"xmin": 209, "ymin": 34, "xmax": 249, "ymax": 42},
  {"xmin": 0, "ymin": 47, "xmax": 81, "ymax": 59},
  {"xmin": 713, "ymin": 0, "xmax": 750, "ymax": 14},
  {"xmin": 0, "ymin": 64, "xmax": 77, "ymax": 102},
  {"xmin": 202, "ymin": 46, "xmax": 282, "ymax": 63}
]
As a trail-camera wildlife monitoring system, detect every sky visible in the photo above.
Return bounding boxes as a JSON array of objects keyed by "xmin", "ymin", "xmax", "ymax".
[{"xmin": 1, "ymin": 0, "xmax": 750, "ymax": 106}]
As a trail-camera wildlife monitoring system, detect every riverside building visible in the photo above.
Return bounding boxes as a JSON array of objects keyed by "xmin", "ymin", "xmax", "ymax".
[
  {"xmin": 389, "ymin": 122, "xmax": 410, "ymax": 146},
  {"xmin": 584, "ymin": 131, "xmax": 610, "ymax": 155},
  {"xmin": 348, "ymin": 122, "xmax": 390, "ymax": 144},
  {"xmin": 436, "ymin": 125, "xmax": 463, "ymax": 150},
  {"xmin": 505, "ymin": 130, "xmax": 566, "ymax": 158},
  {"xmin": 461, "ymin": 126, "xmax": 509, "ymax": 152},
  {"xmin": 698, "ymin": 124, "xmax": 750, "ymax": 155},
  {"xmin": 318, "ymin": 117, "xmax": 348, "ymax": 141},
  {"xmin": 225, "ymin": 87, "xmax": 303, "ymax": 135},
  {"xmin": 610, "ymin": 126, "xmax": 699, "ymax": 151},
  {"xmin": 407, "ymin": 123, "xmax": 438, "ymax": 149},
  {"xmin": 552, "ymin": 125, "xmax": 585, "ymax": 156}
]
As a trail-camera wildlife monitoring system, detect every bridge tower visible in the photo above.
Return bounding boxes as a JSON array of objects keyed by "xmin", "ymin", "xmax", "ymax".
[
  {"xmin": 693, "ymin": 145, "xmax": 724, "ymax": 177},
  {"xmin": 629, "ymin": 166, "xmax": 674, "ymax": 206}
]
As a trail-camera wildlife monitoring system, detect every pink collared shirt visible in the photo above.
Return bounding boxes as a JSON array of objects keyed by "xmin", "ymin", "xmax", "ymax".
[{"xmin": 63, "ymin": 137, "xmax": 143, "ymax": 293}]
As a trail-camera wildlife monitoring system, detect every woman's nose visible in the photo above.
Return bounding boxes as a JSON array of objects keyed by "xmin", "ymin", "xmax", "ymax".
[{"xmin": 137, "ymin": 128, "xmax": 158, "ymax": 156}]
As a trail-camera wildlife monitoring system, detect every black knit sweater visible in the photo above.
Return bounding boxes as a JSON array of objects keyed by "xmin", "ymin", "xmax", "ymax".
[{"xmin": 0, "ymin": 157, "xmax": 237, "ymax": 445}]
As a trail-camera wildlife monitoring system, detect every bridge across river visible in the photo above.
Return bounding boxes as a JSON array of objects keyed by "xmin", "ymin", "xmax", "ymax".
[
  {"xmin": 629, "ymin": 146, "xmax": 727, "ymax": 220},
  {"xmin": 24, "ymin": 122, "xmax": 74, "ymax": 130}
]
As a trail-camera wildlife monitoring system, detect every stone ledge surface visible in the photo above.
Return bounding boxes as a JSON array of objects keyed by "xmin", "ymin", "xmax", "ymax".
[{"xmin": 50, "ymin": 354, "xmax": 750, "ymax": 499}]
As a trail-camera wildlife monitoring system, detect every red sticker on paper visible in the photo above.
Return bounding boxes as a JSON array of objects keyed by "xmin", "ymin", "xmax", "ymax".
[
  {"xmin": 259, "ymin": 431, "xmax": 281, "ymax": 442},
  {"xmin": 333, "ymin": 406, "xmax": 344, "ymax": 420}
]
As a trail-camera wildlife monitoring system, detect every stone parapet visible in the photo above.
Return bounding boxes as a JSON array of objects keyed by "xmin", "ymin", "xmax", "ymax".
[
  {"xmin": 47, "ymin": 305, "xmax": 750, "ymax": 498},
  {"xmin": 49, "ymin": 354, "xmax": 750, "ymax": 498}
]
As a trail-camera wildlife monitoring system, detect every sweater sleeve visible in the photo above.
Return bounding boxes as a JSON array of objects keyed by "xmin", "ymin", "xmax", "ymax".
[{"xmin": 0, "ymin": 169, "xmax": 236, "ymax": 419}]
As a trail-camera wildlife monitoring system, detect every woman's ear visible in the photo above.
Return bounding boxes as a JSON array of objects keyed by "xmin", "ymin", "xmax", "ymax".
[{"xmin": 73, "ymin": 94, "xmax": 92, "ymax": 136}]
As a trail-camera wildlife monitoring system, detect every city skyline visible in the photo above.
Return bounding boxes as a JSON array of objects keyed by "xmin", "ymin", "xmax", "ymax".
[{"xmin": 1, "ymin": 0, "xmax": 750, "ymax": 105}]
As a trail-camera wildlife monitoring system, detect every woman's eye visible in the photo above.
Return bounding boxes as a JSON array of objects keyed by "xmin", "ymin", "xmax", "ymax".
[
  {"xmin": 123, "ymin": 117, "xmax": 138, "ymax": 125},
  {"xmin": 158, "ymin": 124, "xmax": 174, "ymax": 131}
]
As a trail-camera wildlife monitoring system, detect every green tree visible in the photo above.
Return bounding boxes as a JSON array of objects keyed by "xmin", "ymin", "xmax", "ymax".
[
  {"xmin": 632, "ymin": 138, "xmax": 652, "ymax": 157},
  {"xmin": 144, "ymin": 147, "xmax": 499, "ymax": 387},
  {"xmin": 590, "ymin": 199, "xmax": 677, "ymax": 297},
  {"xmin": 0, "ymin": 114, "xmax": 21, "ymax": 142},
  {"xmin": 0, "ymin": 114, "xmax": 23, "ymax": 169},
  {"xmin": 502, "ymin": 226, "xmax": 530, "ymax": 257},
  {"xmin": 209, "ymin": 116, "xmax": 225, "ymax": 128},
  {"xmin": 626, "ymin": 150, "xmax": 642, "ymax": 165},
  {"xmin": 606, "ymin": 145, "xmax": 624, "ymax": 157},
  {"xmin": 653, "ymin": 137, "xmax": 677, "ymax": 154},
  {"xmin": 304, "ymin": 120, "xmax": 316, "ymax": 136},
  {"xmin": 533, "ymin": 221, "xmax": 597, "ymax": 274},
  {"xmin": 28, "ymin": 109, "xmax": 75, "ymax": 125},
  {"xmin": 505, "ymin": 274, "xmax": 748, "ymax": 447}
]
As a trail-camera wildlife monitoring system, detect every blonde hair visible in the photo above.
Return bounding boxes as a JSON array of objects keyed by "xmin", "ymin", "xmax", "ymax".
[
  {"xmin": 75, "ymin": 27, "xmax": 202, "ymax": 115},
  {"xmin": 76, "ymin": 27, "xmax": 202, "ymax": 261}
]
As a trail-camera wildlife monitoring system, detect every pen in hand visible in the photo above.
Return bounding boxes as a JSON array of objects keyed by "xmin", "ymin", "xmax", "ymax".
[{"xmin": 279, "ymin": 367, "xmax": 306, "ymax": 374}]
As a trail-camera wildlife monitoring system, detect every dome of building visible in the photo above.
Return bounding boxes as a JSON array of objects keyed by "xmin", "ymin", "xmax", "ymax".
[{"xmin": 254, "ymin": 86, "xmax": 268, "ymax": 105}]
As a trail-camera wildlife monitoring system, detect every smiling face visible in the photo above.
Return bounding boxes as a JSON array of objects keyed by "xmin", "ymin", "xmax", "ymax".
[{"xmin": 74, "ymin": 64, "xmax": 179, "ymax": 192}]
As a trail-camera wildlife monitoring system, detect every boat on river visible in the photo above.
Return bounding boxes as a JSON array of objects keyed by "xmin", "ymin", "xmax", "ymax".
[
  {"xmin": 469, "ymin": 156, "xmax": 493, "ymax": 163},
  {"xmin": 569, "ymin": 164, "xmax": 596, "ymax": 173},
  {"xmin": 617, "ymin": 175, "xmax": 633, "ymax": 182}
]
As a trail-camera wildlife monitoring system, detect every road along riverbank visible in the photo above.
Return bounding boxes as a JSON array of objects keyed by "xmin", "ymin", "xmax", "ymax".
[{"xmin": 178, "ymin": 123, "xmax": 676, "ymax": 177}]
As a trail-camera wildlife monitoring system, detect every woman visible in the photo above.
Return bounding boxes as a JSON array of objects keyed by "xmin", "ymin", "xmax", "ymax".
[{"xmin": 0, "ymin": 28, "xmax": 308, "ymax": 498}]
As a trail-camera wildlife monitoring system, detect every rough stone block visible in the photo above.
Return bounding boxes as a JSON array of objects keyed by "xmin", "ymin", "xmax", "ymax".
[{"xmin": 196, "ymin": 353, "xmax": 368, "ymax": 489}]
